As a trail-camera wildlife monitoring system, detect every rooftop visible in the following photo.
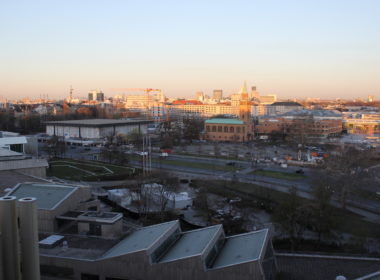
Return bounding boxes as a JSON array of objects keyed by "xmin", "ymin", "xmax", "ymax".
[
  {"xmin": 281, "ymin": 109, "xmax": 342, "ymax": 118},
  {"xmin": 159, "ymin": 225, "xmax": 222, "ymax": 263},
  {"xmin": 45, "ymin": 118, "xmax": 152, "ymax": 127},
  {"xmin": 276, "ymin": 253, "xmax": 380, "ymax": 280},
  {"xmin": 102, "ymin": 220, "xmax": 178, "ymax": 258},
  {"xmin": 271, "ymin": 101, "xmax": 302, "ymax": 106},
  {"xmin": 0, "ymin": 136, "xmax": 28, "ymax": 146},
  {"xmin": 0, "ymin": 171, "xmax": 48, "ymax": 194},
  {"xmin": 205, "ymin": 118, "xmax": 244, "ymax": 125},
  {"xmin": 8, "ymin": 183, "xmax": 77, "ymax": 210},
  {"xmin": 212, "ymin": 229, "xmax": 268, "ymax": 268}
]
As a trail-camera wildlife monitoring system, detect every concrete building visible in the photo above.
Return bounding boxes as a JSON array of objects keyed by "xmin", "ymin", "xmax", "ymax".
[
  {"xmin": 0, "ymin": 135, "xmax": 48, "ymax": 190},
  {"xmin": 38, "ymin": 220, "xmax": 276, "ymax": 280},
  {"xmin": 88, "ymin": 90, "xmax": 105, "ymax": 102},
  {"xmin": 0, "ymin": 135, "xmax": 27, "ymax": 153},
  {"xmin": 46, "ymin": 119, "xmax": 152, "ymax": 139},
  {"xmin": 7, "ymin": 182, "xmax": 101, "ymax": 233},
  {"xmin": 342, "ymin": 112, "xmax": 380, "ymax": 135},
  {"xmin": 213, "ymin": 89, "xmax": 223, "ymax": 101}
]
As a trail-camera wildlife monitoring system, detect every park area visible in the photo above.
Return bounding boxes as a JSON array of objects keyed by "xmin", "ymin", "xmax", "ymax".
[{"xmin": 47, "ymin": 159, "xmax": 135, "ymax": 181}]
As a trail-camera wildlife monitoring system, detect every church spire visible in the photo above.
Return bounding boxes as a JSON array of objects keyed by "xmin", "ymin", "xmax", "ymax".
[{"xmin": 239, "ymin": 81, "xmax": 248, "ymax": 95}]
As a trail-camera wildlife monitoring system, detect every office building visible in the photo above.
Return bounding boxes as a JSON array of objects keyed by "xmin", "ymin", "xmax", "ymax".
[
  {"xmin": 213, "ymin": 89, "xmax": 223, "ymax": 101},
  {"xmin": 88, "ymin": 90, "xmax": 105, "ymax": 102}
]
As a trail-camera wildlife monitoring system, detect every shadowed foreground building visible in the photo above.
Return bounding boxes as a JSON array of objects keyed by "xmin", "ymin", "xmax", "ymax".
[
  {"xmin": 1, "ymin": 182, "xmax": 276, "ymax": 280},
  {"xmin": 39, "ymin": 221, "xmax": 276, "ymax": 280}
]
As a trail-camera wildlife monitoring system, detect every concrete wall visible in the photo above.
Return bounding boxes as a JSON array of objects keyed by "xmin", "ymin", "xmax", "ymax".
[
  {"xmin": 47, "ymin": 124, "xmax": 149, "ymax": 139},
  {"xmin": 101, "ymin": 221, "xmax": 122, "ymax": 239},
  {"xmin": 0, "ymin": 158, "xmax": 48, "ymax": 172}
]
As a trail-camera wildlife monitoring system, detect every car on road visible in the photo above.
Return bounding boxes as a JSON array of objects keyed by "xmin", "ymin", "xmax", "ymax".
[{"xmin": 226, "ymin": 162, "xmax": 236, "ymax": 166}]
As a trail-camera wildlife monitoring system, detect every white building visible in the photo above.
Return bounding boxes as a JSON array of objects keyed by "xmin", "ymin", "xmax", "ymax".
[{"xmin": 45, "ymin": 119, "xmax": 152, "ymax": 139}]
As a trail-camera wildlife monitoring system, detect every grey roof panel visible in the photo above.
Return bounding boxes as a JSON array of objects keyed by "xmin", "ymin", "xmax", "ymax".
[
  {"xmin": 8, "ymin": 183, "xmax": 76, "ymax": 210},
  {"xmin": 212, "ymin": 229, "xmax": 268, "ymax": 269},
  {"xmin": 159, "ymin": 225, "xmax": 222, "ymax": 263},
  {"xmin": 205, "ymin": 118, "xmax": 244, "ymax": 125},
  {"xmin": 45, "ymin": 118, "xmax": 151, "ymax": 126},
  {"xmin": 103, "ymin": 221, "xmax": 178, "ymax": 258}
]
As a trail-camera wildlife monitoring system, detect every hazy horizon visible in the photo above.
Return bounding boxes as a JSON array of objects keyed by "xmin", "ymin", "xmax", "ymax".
[{"xmin": 1, "ymin": 0, "xmax": 379, "ymax": 100}]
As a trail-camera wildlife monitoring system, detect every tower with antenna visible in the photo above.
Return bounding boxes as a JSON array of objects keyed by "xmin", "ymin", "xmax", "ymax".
[{"xmin": 70, "ymin": 85, "xmax": 74, "ymax": 100}]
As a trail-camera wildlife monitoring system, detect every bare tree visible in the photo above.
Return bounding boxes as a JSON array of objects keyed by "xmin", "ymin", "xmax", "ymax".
[
  {"xmin": 323, "ymin": 146, "xmax": 374, "ymax": 208},
  {"xmin": 273, "ymin": 186, "xmax": 312, "ymax": 251}
]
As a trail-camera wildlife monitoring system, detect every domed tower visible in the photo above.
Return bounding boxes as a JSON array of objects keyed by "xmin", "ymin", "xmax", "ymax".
[{"xmin": 239, "ymin": 82, "xmax": 251, "ymax": 123}]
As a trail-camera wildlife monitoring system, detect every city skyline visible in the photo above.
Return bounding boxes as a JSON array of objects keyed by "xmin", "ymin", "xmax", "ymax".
[{"xmin": 1, "ymin": 0, "xmax": 379, "ymax": 100}]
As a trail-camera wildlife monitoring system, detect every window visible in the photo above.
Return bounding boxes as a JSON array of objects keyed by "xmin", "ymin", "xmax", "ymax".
[
  {"xmin": 224, "ymin": 126, "xmax": 228, "ymax": 132},
  {"xmin": 81, "ymin": 274, "xmax": 99, "ymax": 280},
  {"xmin": 218, "ymin": 126, "xmax": 222, "ymax": 132},
  {"xmin": 206, "ymin": 126, "xmax": 211, "ymax": 132},
  {"xmin": 212, "ymin": 126, "xmax": 216, "ymax": 132},
  {"xmin": 237, "ymin": 127, "xmax": 241, "ymax": 133},
  {"xmin": 230, "ymin": 127, "xmax": 234, "ymax": 133},
  {"xmin": 40, "ymin": 265, "xmax": 74, "ymax": 278}
]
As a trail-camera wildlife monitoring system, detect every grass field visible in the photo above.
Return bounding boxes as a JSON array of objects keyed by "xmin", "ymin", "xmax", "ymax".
[
  {"xmin": 48, "ymin": 159, "xmax": 134, "ymax": 181},
  {"xmin": 158, "ymin": 158, "xmax": 238, "ymax": 172},
  {"xmin": 251, "ymin": 169, "xmax": 305, "ymax": 180},
  {"xmin": 130, "ymin": 154, "xmax": 239, "ymax": 172}
]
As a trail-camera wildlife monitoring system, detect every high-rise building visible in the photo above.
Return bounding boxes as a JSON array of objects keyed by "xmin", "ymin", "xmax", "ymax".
[
  {"xmin": 250, "ymin": 86, "xmax": 259, "ymax": 100},
  {"xmin": 195, "ymin": 91, "xmax": 204, "ymax": 101},
  {"xmin": 88, "ymin": 90, "xmax": 105, "ymax": 102},
  {"xmin": 213, "ymin": 89, "xmax": 223, "ymax": 101}
]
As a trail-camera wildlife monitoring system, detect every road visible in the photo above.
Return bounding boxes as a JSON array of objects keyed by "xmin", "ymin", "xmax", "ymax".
[{"xmin": 39, "ymin": 145, "xmax": 380, "ymax": 222}]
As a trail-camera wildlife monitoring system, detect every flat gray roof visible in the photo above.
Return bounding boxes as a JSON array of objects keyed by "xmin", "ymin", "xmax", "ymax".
[
  {"xmin": 102, "ymin": 221, "xmax": 178, "ymax": 258},
  {"xmin": 212, "ymin": 229, "xmax": 268, "ymax": 269},
  {"xmin": 160, "ymin": 225, "xmax": 222, "ymax": 263},
  {"xmin": 8, "ymin": 183, "xmax": 77, "ymax": 210},
  {"xmin": 45, "ymin": 118, "xmax": 151, "ymax": 127}
]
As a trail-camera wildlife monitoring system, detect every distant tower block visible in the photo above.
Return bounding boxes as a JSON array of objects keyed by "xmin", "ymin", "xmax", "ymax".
[
  {"xmin": 213, "ymin": 89, "xmax": 223, "ymax": 101},
  {"xmin": 19, "ymin": 197, "xmax": 40, "ymax": 280},
  {"xmin": 251, "ymin": 86, "xmax": 259, "ymax": 99},
  {"xmin": 0, "ymin": 196, "xmax": 21, "ymax": 280}
]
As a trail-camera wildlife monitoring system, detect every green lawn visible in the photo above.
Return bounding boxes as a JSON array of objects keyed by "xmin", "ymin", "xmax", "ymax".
[
  {"xmin": 48, "ymin": 159, "xmax": 134, "ymax": 181},
  {"xmin": 251, "ymin": 169, "xmax": 305, "ymax": 180},
  {"xmin": 158, "ymin": 158, "xmax": 238, "ymax": 172},
  {"xmin": 130, "ymin": 154, "xmax": 239, "ymax": 172}
]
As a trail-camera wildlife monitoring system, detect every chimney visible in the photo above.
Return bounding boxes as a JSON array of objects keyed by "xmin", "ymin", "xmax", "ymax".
[
  {"xmin": 18, "ymin": 197, "xmax": 40, "ymax": 280},
  {"xmin": 0, "ymin": 196, "xmax": 21, "ymax": 280}
]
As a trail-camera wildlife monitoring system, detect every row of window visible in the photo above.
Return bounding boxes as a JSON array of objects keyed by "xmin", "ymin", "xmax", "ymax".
[
  {"xmin": 205, "ymin": 135, "xmax": 242, "ymax": 140},
  {"xmin": 206, "ymin": 125, "xmax": 249, "ymax": 133}
]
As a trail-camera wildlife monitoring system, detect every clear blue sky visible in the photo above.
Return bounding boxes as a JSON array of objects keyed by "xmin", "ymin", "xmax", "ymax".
[{"xmin": 0, "ymin": 0, "xmax": 379, "ymax": 100}]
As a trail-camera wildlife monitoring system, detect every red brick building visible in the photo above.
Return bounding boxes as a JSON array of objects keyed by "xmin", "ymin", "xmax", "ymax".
[{"xmin": 255, "ymin": 110, "xmax": 342, "ymax": 139}]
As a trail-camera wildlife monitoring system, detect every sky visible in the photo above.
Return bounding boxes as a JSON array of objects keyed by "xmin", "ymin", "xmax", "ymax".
[{"xmin": 0, "ymin": 0, "xmax": 379, "ymax": 100}]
